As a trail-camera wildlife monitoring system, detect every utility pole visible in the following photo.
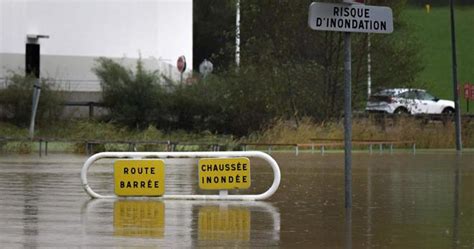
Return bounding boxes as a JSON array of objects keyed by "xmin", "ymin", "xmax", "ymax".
[
  {"xmin": 449, "ymin": 0, "xmax": 462, "ymax": 152},
  {"xmin": 236, "ymin": 0, "xmax": 241, "ymax": 67}
]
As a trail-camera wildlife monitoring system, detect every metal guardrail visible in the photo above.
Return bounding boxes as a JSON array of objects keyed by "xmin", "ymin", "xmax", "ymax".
[
  {"xmin": 0, "ymin": 137, "xmax": 233, "ymax": 156},
  {"xmin": 81, "ymin": 151, "xmax": 281, "ymax": 201},
  {"xmin": 241, "ymin": 140, "xmax": 416, "ymax": 155},
  {"xmin": 0, "ymin": 136, "xmax": 418, "ymax": 156}
]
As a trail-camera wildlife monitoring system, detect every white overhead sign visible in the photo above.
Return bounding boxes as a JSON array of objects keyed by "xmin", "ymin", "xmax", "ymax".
[{"xmin": 308, "ymin": 2, "xmax": 393, "ymax": 34}]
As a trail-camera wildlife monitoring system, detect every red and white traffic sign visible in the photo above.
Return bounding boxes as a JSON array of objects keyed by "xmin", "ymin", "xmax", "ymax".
[
  {"xmin": 464, "ymin": 83, "xmax": 474, "ymax": 100},
  {"xmin": 177, "ymin": 55, "xmax": 186, "ymax": 73}
]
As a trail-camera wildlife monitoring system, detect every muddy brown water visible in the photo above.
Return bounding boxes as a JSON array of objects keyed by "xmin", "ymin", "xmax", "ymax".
[{"xmin": 0, "ymin": 152, "xmax": 472, "ymax": 248}]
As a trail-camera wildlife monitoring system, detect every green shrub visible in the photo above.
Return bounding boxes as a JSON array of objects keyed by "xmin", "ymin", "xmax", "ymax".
[
  {"xmin": 164, "ymin": 67, "xmax": 276, "ymax": 136},
  {"xmin": 93, "ymin": 58, "xmax": 164, "ymax": 129},
  {"xmin": 0, "ymin": 73, "xmax": 64, "ymax": 127}
]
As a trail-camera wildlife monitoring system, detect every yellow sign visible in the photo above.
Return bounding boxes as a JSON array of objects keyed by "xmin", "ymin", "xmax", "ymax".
[
  {"xmin": 114, "ymin": 201, "xmax": 165, "ymax": 238},
  {"xmin": 198, "ymin": 157, "xmax": 251, "ymax": 190},
  {"xmin": 114, "ymin": 159, "xmax": 165, "ymax": 196},
  {"xmin": 199, "ymin": 206, "xmax": 250, "ymax": 241}
]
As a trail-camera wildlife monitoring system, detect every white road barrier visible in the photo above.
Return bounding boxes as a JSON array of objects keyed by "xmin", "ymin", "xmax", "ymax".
[{"xmin": 81, "ymin": 151, "xmax": 281, "ymax": 201}]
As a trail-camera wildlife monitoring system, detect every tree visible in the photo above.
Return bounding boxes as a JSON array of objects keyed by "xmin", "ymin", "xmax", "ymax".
[
  {"xmin": 193, "ymin": 0, "xmax": 236, "ymax": 72},
  {"xmin": 93, "ymin": 58, "xmax": 164, "ymax": 129},
  {"xmin": 238, "ymin": 0, "xmax": 422, "ymax": 119},
  {"xmin": 175, "ymin": 0, "xmax": 425, "ymax": 135},
  {"xmin": 0, "ymin": 73, "xmax": 63, "ymax": 127}
]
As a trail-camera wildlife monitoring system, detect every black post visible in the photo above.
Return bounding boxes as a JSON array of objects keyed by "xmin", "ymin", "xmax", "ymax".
[
  {"xmin": 450, "ymin": 0, "xmax": 462, "ymax": 151},
  {"xmin": 25, "ymin": 44, "xmax": 40, "ymax": 78},
  {"xmin": 88, "ymin": 102, "xmax": 94, "ymax": 118}
]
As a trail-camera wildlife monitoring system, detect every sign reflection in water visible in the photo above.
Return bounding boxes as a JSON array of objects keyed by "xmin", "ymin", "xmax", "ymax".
[
  {"xmin": 198, "ymin": 206, "xmax": 250, "ymax": 241},
  {"xmin": 113, "ymin": 201, "xmax": 165, "ymax": 238},
  {"xmin": 82, "ymin": 199, "xmax": 280, "ymax": 244}
]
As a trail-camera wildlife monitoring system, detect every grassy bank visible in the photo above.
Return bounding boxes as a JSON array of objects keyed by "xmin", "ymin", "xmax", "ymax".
[
  {"xmin": 248, "ymin": 117, "xmax": 474, "ymax": 149},
  {"xmin": 0, "ymin": 120, "xmax": 236, "ymax": 153},
  {"xmin": 1, "ymin": 117, "xmax": 473, "ymax": 154},
  {"xmin": 402, "ymin": 6, "xmax": 474, "ymax": 112}
]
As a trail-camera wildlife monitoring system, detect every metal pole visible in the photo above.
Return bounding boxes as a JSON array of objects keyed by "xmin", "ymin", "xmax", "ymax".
[
  {"xmin": 345, "ymin": 28, "xmax": 354, "ymax": 244},
  {"xmin": 236, "ymin": 0, "xmax": 241, "ymax": 67},
  {"xmin": 88, "ymin": 102, "xmax": 94, "ymax": 119},
  {"xmin": 344, "ymin": 32, "xmax": 352, "ymax": 209},
  {"xmin": 345, "ymin": 207, "xmax": 352, "ymax": 249},
  {"xmin": 450, "ymin": 0, "xmax": 462, "ymax": 151},
  {"xmin": 29, "ymin": 79, "xmax": 41, "ymax": 139},
  {"xmin": 367, "ymin": 34, "xmax": 372, "ymax": 99},
  {"xmin": 367, "ymin": 0, "xmax": 371, "ymax": 100}
]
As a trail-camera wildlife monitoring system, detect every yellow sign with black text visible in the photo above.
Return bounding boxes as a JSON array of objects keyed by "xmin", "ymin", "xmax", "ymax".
[
  {"xmin": 198, "ymin": 157, "xmax": 251, "ymax": 190},
  {"xmin": 114, "ymin": 159, "xmax": 165, "ymax": 196}
]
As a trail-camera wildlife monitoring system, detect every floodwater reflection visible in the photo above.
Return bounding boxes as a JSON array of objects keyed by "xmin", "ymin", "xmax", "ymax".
[
  {"xmin": 0, "ymin": 152, "xmax": 473, "ymax": 248},
  {"xmin": 198, "ymin": 205, "xmax": 250, "ymax": 241},
  {"xmin": 452, "ymin": 154, "xmax": 461, "ymax": 249},
  {"xmin": 81, "ymin": 199, "xmax": 280, "ymax": 247},
  {"xmin": 113, "ymin": 201, "xmax": 165, "ymax": 238},
  {"xmin": 266, "ymin": 152, "xmax": 474, "ymax": 248}
]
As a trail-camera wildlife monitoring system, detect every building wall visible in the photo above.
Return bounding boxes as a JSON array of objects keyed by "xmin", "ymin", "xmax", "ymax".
[{"xmin": 0, "ymin": 0, "xmax": 193, "ymax": 92}]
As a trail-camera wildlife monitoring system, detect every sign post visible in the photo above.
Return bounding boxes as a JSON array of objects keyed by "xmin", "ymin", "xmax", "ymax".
[
  {"xmin": 450, "ymin": 0, "xmax": 462, "ymax": 152},
  {"xmin": 308, "ymin": 1, "xmax": 393, "ymax": 211},
  {"xmin": 343, "ymin": 31, "xmax": 352, "ymax": 209}
]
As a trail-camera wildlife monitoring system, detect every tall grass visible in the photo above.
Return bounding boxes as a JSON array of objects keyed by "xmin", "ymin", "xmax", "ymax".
[
  {"xmin": 0, "ymin": 120, "xmax": 235, "ymax": 153},
  {"xmin": 1, "ymin": 117, "xmax": 473, "ymax": 153},
  {"xmin": 245, "ymin": 117, "xmax": 474, "ymax": 149}
]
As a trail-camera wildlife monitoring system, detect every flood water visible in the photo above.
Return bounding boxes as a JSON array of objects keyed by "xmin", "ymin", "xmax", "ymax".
[{"xmin": 0, "ymin": 152, "xmax": 472, "ymax": 248}]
